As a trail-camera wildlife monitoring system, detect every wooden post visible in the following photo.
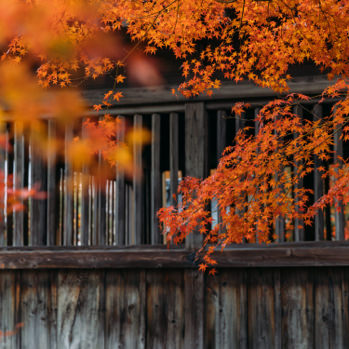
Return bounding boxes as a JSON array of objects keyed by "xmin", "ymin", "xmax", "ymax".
[
  {"xmin": 151, "ymin": 114, "xmax": 161, "ymax": 244},
  {"xmin": 115, "ymin": 117, "xmax": 126, "ymax": 245},
  {"xmin": 293, "ymin": 105, "xmax": 305, "ymax": 241},
  {"xmin": 170, "ymin": 112, "xmax": 179, "ymax": 208},
  {"xmin": 29, "ymin": 127, "xmax": 46, "ymax": 246},
  {"xmin": 0, "ymin": 128, "xmax": 8, "ymax": 246},
  {"xmin": 80, "ymin": 119, "xmax": 90, "ymax": 246},
  {"xmin": 184, "ymin": 102, "xmax": 207, "ymax": 349},
  {"xmin": 64, "ymin": 124, "xmax": 73, "ymax": 246},
  {"xmin": 313, "ymin": 104, "xmax": 324, "ymax": 241},
  {"xmin": 334, "ymin": 121, "xmax": 345, "ymax": 240},
  {"xmin": 185, "ymin": 103, "xmax": 208, "ymax": 249},
  {"xmin": 13, "ymin": 122, "xmax": 25, "ymax": 246},
  {"xmin": 133, "ymin": 114, "xmax": 143, "ymax": 245}
]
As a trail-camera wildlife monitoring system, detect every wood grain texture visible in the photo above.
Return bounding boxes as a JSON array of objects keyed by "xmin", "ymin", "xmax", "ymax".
[
  {"xmin": 205, "ymin": 269, "xmax": 247, "ymax": 349},
  {"xmin": 314, "ymin": 268, "xmax": 346, "ymax": 349},
  {"xmin": 0, "ymin": 271, "xmax": 19, "ymax": 349},
  {"xmin": 2, "ymin": 242, "xmax": 349, "ymax": 268},
  {"xmin": 20, "ymin": 271, "xmax": 57, "ymax": 349},
  {"xmin": 184, "ymin": 270, "xmax": 204, "ymax": 348},
  {"xmin": 185, "ymin": 103, "xmax": 208, "ymax": 249},
  {"xmin": 105, "ymin": 270, "xmax": 146, "ymax": 348},
  {"xmin": 13, "ymin": 123, "xmax": 25, "ymax": 246},
  {"xmin": 281, "ymin": 268, "xmax": 314, "ymax": 348},
  {"xmin": 146, "ymin": 270, "xmax": 184, "ymax": 349},
  {"xmin": 57, "ymin": 270, "xmax": 105, "ymax": 349},
  {"xmin": 247, "ymin": 269, "xmax": 280, "ymax": 349}
]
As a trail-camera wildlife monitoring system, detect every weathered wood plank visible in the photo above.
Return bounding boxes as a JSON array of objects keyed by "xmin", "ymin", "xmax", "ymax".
[
  {"xmin": 47, "ymin": 120, "xmax": 59, "ymax": 246},
  {"xmin": 114, "ymin": 117, "xmax": 126, "ymax": 246},
  {"xmin": 184, "ymin": 270, "xmax": 204, "ymax": 348},
  {"xmin": 334, "ymin": 122, "xmax": 345, "ymax": 240},
  {"xmin": 13, "ymin": 122, "xmax": 25, "ymax": 247},
  {"xmin": 80, "ymin": 120, "xmax": 89, "ymax": 246},
  {"xmin": 205, "ymin": 269, "xmax": 247, "ymax": 349},
  {"xmin": 247, "ymin": 269, "xmax": 280, "ymax": 349},
  {"xmin": 0, "ymin": 130, "xmax": 8, "ymax": 246},
  {"xmin": 170, "ymin": 112, "xmax": 179, "ymax": 208},
  {"xmin": 0, "ymin": 271, "xmax": 19, "ymax": 349},
  {"xmin": 314, "ymin": 268, "xmax": 345, "ymax": 349},
  {"xmin": 63, "ymin": 125, "xmax": 73, "ymax": 246},
  {"xmin": 133, "ymin": 114, "xmax": 143, "ymax": 245},
  {"xmin": 293, "ymin": 105, "xmax": 305, "ymax": 241},
  {"xmin": 216, "ymin": 110, "xmax": 227, "ymax": 163},
  {"xmin": 29, "ymin": 128, "xmax": 46, "ymax": 246},
  {"xmin": 146, "ymin": 270, "xmax": 184, "ymax": 349},
  {"xmin": 19, "ymin": 271, "xmax": 57, "ymax": 349},
  {"xmin": 281, "ymin": 268, "xmax": 314, "ymax": 348},
  {"xmin": 185, "ymin": 103, "xmax": 208, "ymax": 249},
  {"xmin": 105, "ymin": 270, "xmax": 145, "ymax": 348},
  {"xmin": 151, "ymin": 114, "xmax": 161, "ymax": 245},
  {"xmin": 313, "ymin": 104, "xmax": 325, "ymax": 241},
  {"xmin": 57, "ymin": 270, "xmax": 105, "ymax": 349}
]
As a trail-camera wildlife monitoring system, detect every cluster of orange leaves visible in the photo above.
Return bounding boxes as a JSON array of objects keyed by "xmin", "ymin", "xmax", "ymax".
[{"xmin": 159, "ymin": 85, "xmax": 349, "ymax": 271}]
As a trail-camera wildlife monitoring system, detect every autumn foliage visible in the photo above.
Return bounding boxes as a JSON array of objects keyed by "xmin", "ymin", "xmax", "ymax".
[{"xmin": 0, "ymin": 0, "xmax": 349, "ymax": 269}]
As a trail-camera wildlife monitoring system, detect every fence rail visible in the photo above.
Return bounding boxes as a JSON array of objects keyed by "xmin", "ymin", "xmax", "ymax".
[{"xmin": 0, "ymin": 85, "xmax": 347, "ymax": 250}]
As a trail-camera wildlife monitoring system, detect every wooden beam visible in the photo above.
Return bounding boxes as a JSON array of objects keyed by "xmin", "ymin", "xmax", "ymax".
[{"xmin": 0, "ymin": 242, "xmax": 349, "ymax": 268}]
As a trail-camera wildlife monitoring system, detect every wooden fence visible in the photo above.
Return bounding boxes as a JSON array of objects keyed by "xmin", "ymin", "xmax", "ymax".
[{"xmin": 0, "ymin": 77, "xmax": 349, "ymax": 348}]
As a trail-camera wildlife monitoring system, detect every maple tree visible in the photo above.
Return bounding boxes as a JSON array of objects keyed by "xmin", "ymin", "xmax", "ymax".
[{"xmin": 0, "ymin": 0, "xmax": 348, "ymax": 270}]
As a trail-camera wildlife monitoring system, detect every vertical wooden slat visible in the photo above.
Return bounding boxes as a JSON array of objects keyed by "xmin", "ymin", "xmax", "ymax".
[
  {"xmin": 20, "ymin": 271, "xmax": 57, "ymax": 349},
  {"xmin": 293, "ymin": 105, "xmax": 305, "ymax": 241},
  {"xmin": 57, "ymin": 270, "xmax": 105, "ymax": 348},
  {"xmin": 105, "ymin": 270, "xmax": 146, "ymax": 348},
  {"xmin": 13, "ymin": 122, "xmax": 24, "ymax": 247},
  {"xmin": 205, "ymin": 270, "xmax": 248, "ymax": 349},
  {"xmin": 80, "ymin": 120, "xmax": 89, "ymax": 246},
  {"xmin": 29, "ymin": 129, "xmax": 46, "ymax": 246},
  {"xmin": 47, "ymin": 120, "xmax": 59, "ymax": 246},
  {"xmin": 281, "ymin": 269, "xmax": 314, "ymax": 348},
  {"xmin": 314, "ymin": 269, "xmax": 344, "ymax": 349},
  {"xmin": 185, "ymin": 103, "xmax": 208, "ymax": 249},
  {"xmin": 0, "ymin": 129, "xmax": 8, "ymax": 246},
  {"xmin": 63, "ymin": 124, "xmax": 73, "ymax": 246},
  {"xmin": 313, "ymin": 104, "xmax": 325, "ymax": 241},
  {"xmin": 248, "ymin": 269, "xmax": 281, "ymax": 349},
  {"xmin": 97, "ymin": 152, "xmax": 106, "ymax": 246},
  {"xmin": 146, "ymin": 271, "xmax": 185, "ymax": 348},
  {"xmin": 184, "ymin": 270, "xmax": 204, "ymax": 349},
  {"xmin": 114, "ymin": 117, "xmax": 126, "ymax": 246},
  {"xmin": 0, "ymin": 271, "xmax": 18, "ymax": 348},
  {"xmin": 151, "ymin": 114, "xmax": 161, "ymax": 245},
  {"xmin": 170, "ymin": 113, "xmax": 179, "ymax": 207},
  {"xmin": 334, "ymin": 122, "xmax": 345, "ymax": 240},
  {"xmin": 217, "ymin": 110, "xmax": 227, "ymax": 163},
  {"xmin": 133, "ymin": 114, "xmax": 143, "ymax": 245}
]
